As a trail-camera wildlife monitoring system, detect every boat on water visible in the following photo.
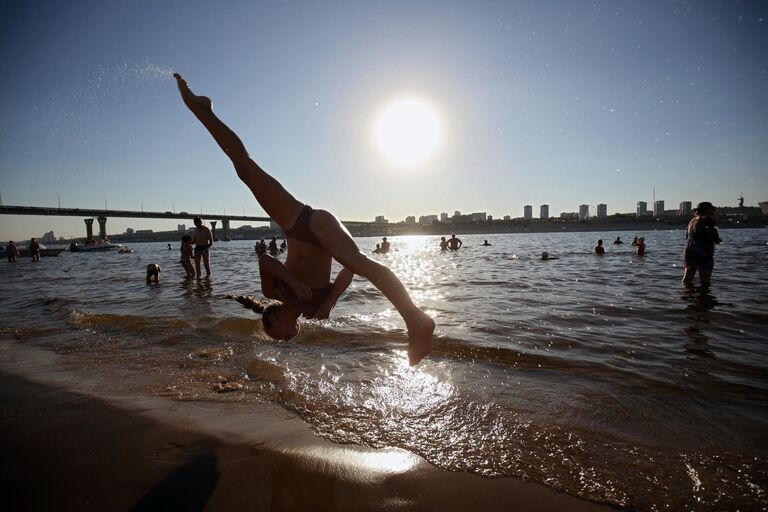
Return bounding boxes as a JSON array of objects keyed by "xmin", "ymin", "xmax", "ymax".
[{"xmin": 69, "ymin": 241, "xmax": 122, "ymax": 252}]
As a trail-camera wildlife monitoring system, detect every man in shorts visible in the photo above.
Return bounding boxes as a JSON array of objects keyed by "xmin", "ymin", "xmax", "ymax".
[{"xmin": 192, "ymin": 216, "xmax": 214, "ymax": 277}]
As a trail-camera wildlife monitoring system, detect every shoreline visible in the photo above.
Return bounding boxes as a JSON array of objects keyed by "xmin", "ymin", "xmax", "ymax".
[{"xmin": 0, "ymin": 346, "xmax": 616, "ymax": 511}]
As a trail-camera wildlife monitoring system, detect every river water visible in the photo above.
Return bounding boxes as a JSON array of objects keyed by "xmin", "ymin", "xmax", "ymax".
[{"xmin": 1, "ymin": 228, "xmax": 766, "ymax": 510}]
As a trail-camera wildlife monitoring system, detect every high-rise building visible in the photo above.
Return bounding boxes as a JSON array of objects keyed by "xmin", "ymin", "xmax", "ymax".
[
  {"xmin": 503, "ymin": 215, "xmax": 511, "ymax": 221},
  {"xmin": 636, "ymin": 201, "xmax": 648, "ymax": 217},
  {"xmin": 177, "ymin": 224, "xmax": 186, "ymax": 232},
  {"xmin": 470, "ymin": 212, "xmax": 487, "ymax": 221},
  {"xmin": 440, "ymin": 212, "xmax": 449, "ymax": 222},
  {"xmin": 523, "ymin": 205, "xmax": 533, "ymax": 219},
  {"xmin": 653, "ymin": 200, "xmax": 665, "ymax": 217},
  {"xmin": 597, "ymin": 204, "xmax": 607, "ymax": 218},
  {"xmin": 579, "ymin": 204, "xmax": 589, "ymax": 220},
  {"xmin": 540, "ymin": 204, "xmax": 549, "ymax": 219},
  {"xmin": 419, "ymin": 215, "xmax": 438, "ymax": 224},
  {"xmin": 678, "ymin": 201, "xmax": 692, "ymax": 217},
  {"xmin": 374, "ymin": 215, "xmax": 388, "ymax": 223},
  {"xmin": 453, "ymin": 211, "xmax": 461, "ymax": 218}
]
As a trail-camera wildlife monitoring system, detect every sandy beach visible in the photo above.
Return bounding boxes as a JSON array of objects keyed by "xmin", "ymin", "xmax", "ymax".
[{"xmin": 1, "ymin": 367, "xmax": 615, "ymax": 511}]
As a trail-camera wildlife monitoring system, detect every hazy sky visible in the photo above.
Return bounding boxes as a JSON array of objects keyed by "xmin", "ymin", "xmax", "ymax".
[{"xmin": 1, "ymin": 0, "xmax": 766, "ymax": 240}]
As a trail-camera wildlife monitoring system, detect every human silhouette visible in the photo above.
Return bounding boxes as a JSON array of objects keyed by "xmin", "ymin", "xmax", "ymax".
[{"xmin": 174, "ymin": 73, "xmax": 434, "ymax": 365}]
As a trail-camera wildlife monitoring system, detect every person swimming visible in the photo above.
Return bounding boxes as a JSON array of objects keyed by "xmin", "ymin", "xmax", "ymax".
[
  {"xmin": 174, "ymin": 73, "xmax": 434, "ymax": 365},
  {"xmin": 481, "ymin": 240, "xmax": 491, "ymax": 246},
  {"xmin": 541, "ymin": 251, "xmax": 559, "ymax": 260}
]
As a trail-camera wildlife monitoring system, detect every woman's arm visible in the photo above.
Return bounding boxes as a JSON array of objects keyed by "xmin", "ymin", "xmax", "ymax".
[
  {"xmin": 312, "ymin": 268, "xmax": 354, "ymax": 319},
  {"xmin": 258, "ymin": 253, "xmax": 311, "ymax": 301}
]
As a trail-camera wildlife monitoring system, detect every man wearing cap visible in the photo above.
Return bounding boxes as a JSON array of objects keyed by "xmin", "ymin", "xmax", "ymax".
[{"xmin": 683, "ymin": 202, "xmax": 721, "ymax": 286}]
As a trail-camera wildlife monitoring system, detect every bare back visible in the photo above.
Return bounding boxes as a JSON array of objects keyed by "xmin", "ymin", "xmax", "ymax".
[{"xmin": 193, "ymin": 225, "xmax": 212, "ymax": 246}]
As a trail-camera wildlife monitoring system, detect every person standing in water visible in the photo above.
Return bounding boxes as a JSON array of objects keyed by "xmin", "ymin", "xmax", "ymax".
[
  {"xmin": 447, "ymin": 234, "xmax": 463, "ymax": 251},
  {"xmin": 6, "ymin": 241, "xmax": 20, "ymax": 262},
  {"xmin": 192, "ymin": 216, "xmax": 213, "ymax": 277},
  {"xmin": 29, "ymin": 238, "xmax": 41, "ymax": 262},
  {"xmin": 380, "ymin": 237, "xmax": 391, "ymax": 254},
  {"xmin": 636, "ymin": 237, "xmax": 646, "ymax": 256},
  {"xmin": 173, "ymin": 73, "xmax": 434, "ymax": 365},
  {"xmin": 595, "ymin": 239, "xmax": 605, "ymax": 255},
  {"xmin": 683, "ymin": 202, "xmax": 721, "ymax": 286}
]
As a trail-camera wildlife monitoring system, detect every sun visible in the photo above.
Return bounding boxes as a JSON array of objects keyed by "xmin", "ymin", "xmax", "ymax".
[{"xmin": 374, "ymin": 97, "xmax": 441, "ymax": 166}]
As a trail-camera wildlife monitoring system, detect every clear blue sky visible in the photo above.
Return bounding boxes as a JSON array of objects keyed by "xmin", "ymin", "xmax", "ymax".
[{"xmin": 1, "ymin": 0, "xmax": 766, "ymax": 240}]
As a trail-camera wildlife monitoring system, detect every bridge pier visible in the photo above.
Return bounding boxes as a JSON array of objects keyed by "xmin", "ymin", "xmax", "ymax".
[
  {"xmin": 210, "ymin": 220, "xmax": 217, "ymax": 241},
  {"xmin": 97, "ymin": 216, "xmax": 107, "ymax": 240},
  {"xmin": 222, "ymin": 219, "xmax": 230, "ymax": 240},
  {"xmin": 84, "ymin": 218, "xmax": 94, "ymax": 241}
]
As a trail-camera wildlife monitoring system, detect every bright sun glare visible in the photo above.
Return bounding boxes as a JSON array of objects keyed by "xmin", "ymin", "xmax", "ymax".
[{"xmin": 374, "ymin": 98, "xmax": 441, "ymax": 166}]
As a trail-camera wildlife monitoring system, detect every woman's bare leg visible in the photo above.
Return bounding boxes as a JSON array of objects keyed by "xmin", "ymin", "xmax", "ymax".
[
  {"xmin": 311, "ymin": 210, "xmax": 435, "ymax": 365},
  {"xmin": 174, "ymin": 73, "xmax": 303, "ymax": 228}
]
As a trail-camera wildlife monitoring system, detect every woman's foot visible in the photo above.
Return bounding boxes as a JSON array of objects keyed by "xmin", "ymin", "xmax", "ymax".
[
  {"xmin": 406, "ymin": 311, "xmax": 435, "ymax": 366},
  {"xmin": 173, "ymin": 73, "xmax": 213, "ymax": 115}
]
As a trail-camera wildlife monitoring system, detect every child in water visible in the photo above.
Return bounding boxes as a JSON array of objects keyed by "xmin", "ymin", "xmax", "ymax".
[
  {"xmin": 636, "ymin": 237, "xmax": 646, "ymax": 256},
  {"xmin": 180, "ymin": 235, "xmax": 195, "ymax": 278},
  {"xmin": 173, "ymin": 73, "xmax": 434, "ymax": 365},
  {"xmin": 146, "ymin": 263, "xmax": 161, "ymax": 284}
]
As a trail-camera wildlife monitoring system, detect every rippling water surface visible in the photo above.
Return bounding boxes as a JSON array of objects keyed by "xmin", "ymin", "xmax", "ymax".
[{"xmin": 1, "ymin": 229, "xmax": 767, "ymax": 510}]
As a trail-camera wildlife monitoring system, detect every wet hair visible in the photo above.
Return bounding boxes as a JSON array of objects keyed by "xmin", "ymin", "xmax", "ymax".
[
  {"xmin": 181, "ymin": 234, "xmax": 191, "ymax": 242},
  {"xmin": 693, "ymin": 201, "xmax": 715, "ymax": 214},
  {"xmin": 193, "ymin": 216, "xmax": 203, "ymax": 226},
  {"xmin": 228, "ymin": 294, "xmax": 282, "ymax": 336},
  {"xmin": 597, "ymin": 239, "xmax": 603, "ymax": 244}
]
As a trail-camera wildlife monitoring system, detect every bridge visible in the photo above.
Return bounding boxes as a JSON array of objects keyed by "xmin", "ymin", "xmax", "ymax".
[{"xmin": 0, "ymin": 205, "xmax": 385, "ymax": 240}]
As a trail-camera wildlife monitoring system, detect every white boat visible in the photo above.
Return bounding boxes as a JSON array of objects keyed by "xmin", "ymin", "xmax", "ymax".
[{"xmin": 70, "ymin": 241, "xmax": 122, "ymax": 252}]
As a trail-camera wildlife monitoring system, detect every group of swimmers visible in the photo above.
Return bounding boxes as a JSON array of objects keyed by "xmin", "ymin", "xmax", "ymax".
[
  {"xmin": 255, "ymin": 236, "xmax": 287, "ymax": 256},
  {"xmin": 594, "ymin": 235, "xmax": 646, "ymax": 256},
  {"xmin": 145, "ymin": 216, "xmax": 214, "ymax": 283}
]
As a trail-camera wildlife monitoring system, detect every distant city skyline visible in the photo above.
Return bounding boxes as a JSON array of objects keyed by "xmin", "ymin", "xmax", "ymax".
[{"xmin": 1, "ymin": 1, "xmax": 766, "ymax": 240}]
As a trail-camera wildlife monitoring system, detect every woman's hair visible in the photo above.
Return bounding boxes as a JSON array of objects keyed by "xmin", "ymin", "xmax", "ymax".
[{"xmin": 228, "ymin": 294, "xmax": 282, "ymax": 333}]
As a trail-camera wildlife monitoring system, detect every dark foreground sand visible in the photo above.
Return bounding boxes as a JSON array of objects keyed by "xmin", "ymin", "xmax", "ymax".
[{"xmin": 0, "ymin": 371, "xmax": 616, "ymax": 511}]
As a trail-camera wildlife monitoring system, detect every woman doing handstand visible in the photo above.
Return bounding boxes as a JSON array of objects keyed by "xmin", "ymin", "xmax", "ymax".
[{"xmin": 173, "ymin": 74, "xmax": 434, "ymax": 365}]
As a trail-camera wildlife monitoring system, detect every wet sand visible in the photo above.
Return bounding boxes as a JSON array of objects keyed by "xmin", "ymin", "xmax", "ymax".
[{"xmin": 0, "ymin": 370, "xmax": 615, "ymax": 511}]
